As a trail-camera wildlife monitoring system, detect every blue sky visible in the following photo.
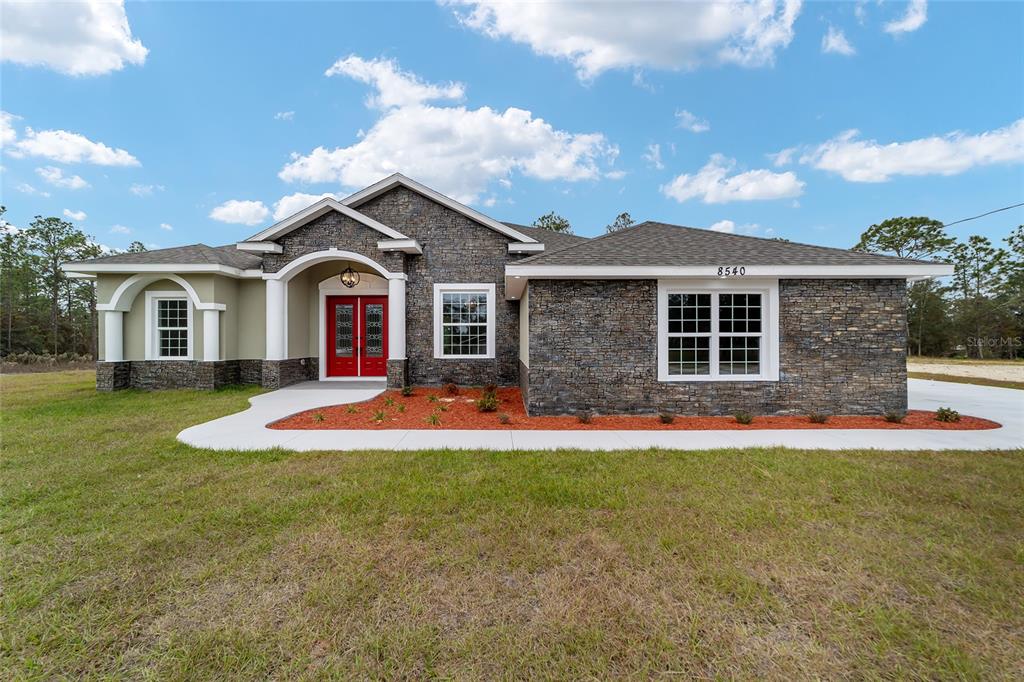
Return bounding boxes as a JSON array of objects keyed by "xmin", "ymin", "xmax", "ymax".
[{"xmin": 1, "ymin": 1, "xmax": 1022, "ymax": 253}]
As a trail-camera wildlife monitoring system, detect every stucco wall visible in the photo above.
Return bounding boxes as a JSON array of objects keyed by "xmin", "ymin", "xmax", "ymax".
[
  {"xmin": 122, "ymin": 280, "xmax": 206, "ymax": 361},
  {"xmin": 236, "ymin": 278, "xmax": 266, "ymax": 359},
  {"xmin": 525, "ymin": 278, "xmax": 907, "ymax": 416}
]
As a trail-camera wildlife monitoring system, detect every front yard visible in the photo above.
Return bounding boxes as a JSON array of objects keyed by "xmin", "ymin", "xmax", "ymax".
[{"xmin": 2, "ymin": 371, "xmax": 1022, "ymax": 679}]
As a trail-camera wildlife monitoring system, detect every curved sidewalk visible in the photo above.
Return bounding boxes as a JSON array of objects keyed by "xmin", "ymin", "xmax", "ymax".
[{"xmin": 177, "ymin": 379, "xmax": 1023, "ymax": 452}]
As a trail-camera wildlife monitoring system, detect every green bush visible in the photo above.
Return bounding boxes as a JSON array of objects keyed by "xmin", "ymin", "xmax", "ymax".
[
  {"xmin": 734, "ymin": 411, "xmax": 754, "ymax": 425},
  {"xmin": 371, "ymin": 410, "xmax": 386, "ymax": 423},
  {"xmin": 312, "ymin": 412, "xmax": 325, "ymax": 423},
  {"xmin": 383, "ymin": 396, "xmax": 395, "ymax": 407},
  {"xmin": 425, "ymin": 412, "xmax": 441, "ymax": 426},
  {"xmin": 428, "ymin": 395, "xmax": 439, "ymax": 403},
  {"xmin": 401, "ymin": 385, "xmax": 414, "ymax": 397},
  {"xmin": 498, "ymin": 413, "xmax": 511, "ymax": 425},
  {"xmin": 346, "ymin": 404, "xmax": 358, "ymax": 414},
  {"xmin": 936, "ymin": 407, "xmax": 961, "ymax": 423},
  {"xmin": 808, "ymin": 412, "xmax": 828, "ymax": 424},
  {"xmin": 476, "ymin": 394, "xmax": 499, "ymax": 412},
  {"xmin": 883, "ymin": 409, "xmax": 905, "ymax": 423}
]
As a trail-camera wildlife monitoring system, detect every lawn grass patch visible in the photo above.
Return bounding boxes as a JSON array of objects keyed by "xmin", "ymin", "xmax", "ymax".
[{"xmin": 2, "ymin": 371, "xmax": 1022, "ymax": 678}]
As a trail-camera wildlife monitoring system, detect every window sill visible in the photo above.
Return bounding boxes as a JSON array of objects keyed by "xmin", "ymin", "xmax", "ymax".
[
  {"xmin": 658, "ymin": 374, "xmax": 778, "ymax": 383},
  {"xmin": 434, "ymin": 354, "xmax": 495, "ymax": 360}
]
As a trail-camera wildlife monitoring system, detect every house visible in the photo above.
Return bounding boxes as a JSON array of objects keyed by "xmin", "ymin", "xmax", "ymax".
[{"xmin": 62, "ymin": 173, "xmax": 952, "ymax": 416}]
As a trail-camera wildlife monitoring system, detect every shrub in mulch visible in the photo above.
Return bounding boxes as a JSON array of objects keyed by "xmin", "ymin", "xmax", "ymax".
[{"xmin": 270, "ymin": 388, "xmax": 1000, "ymax": 432}]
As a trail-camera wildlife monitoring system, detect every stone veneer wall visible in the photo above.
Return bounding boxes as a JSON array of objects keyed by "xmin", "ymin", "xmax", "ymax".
[
  {"xmin": 387, "ymin": 359, "xmax": 407, "ymax": 389},
  {"xmin": 356, "ymin": 186, "xmax": 525, "ymax": 386},
  {"xmin": 97, "ymin": 360, "xmax": 244, "ymax": 391},
  {"xmin": 525, "ymin": 278, "xmax": 907, "ymax": 416},
  {"xmin": 260, "ymin": 212, "xmax": 404, "ymax": 275},
  {"xmin": 260, "ymin": 357, "xmax": 316, "ymax": 390}
]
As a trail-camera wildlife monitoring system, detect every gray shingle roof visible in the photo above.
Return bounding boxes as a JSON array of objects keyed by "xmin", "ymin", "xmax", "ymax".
[
  {"xmin": 501, "ymin": 222, "xmax": 590, "ymax": 252},
  {"xmin": 513, "ymin": 221, "xmax": 941, "ymax": 267},
  {"xmin": 66, "ymin": 244, "xmax": 263, "ymax": 270}
]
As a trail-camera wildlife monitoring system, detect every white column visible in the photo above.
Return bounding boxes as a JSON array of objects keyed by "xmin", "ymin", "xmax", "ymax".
[
  {"xmin": 265, "ymin": 278, "xmax": 286, "ymax": 361},
  {"xmin": 203, "ymin": 309, "xmax": 220, "ymax": 361},
  {"xmin": 388, "ymin": 276, "xmax": 406, "ymax": 360},
  {"xmin": 103, "ymin": 310, "xmax": 123, "ymax": 362}
]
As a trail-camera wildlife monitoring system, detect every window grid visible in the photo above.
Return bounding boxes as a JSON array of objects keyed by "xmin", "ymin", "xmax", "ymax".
[
  {"xmin": 156, "ymin": 298, "xmax": 189, "ymax": 358},
  {"xmin": 441, "ymin": 291, "xmax": 489, "ymax": 357},
  {"xmin": 665, "ymin": 292, "xmax": 764, "ymax": 378}
]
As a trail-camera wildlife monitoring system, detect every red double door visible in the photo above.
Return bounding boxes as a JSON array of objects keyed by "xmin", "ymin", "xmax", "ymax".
[{"xmin": 325, "ymin": 296, "xmax": 387, "ymax": 377}]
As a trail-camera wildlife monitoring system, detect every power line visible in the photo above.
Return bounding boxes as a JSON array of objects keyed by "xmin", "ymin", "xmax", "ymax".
[{"xmin": 942, "ymin": 202, "xmax": 1024, "ymax": 229}]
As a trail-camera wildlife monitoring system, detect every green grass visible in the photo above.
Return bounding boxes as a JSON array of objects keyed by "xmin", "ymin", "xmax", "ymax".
[
  {"xmin": 908, "ymin": 371, "xmax": 1024, "ymax": 391},
  {"xmin": 2, "ymin": 371, "xmax": 1023, "ymax": 679}
]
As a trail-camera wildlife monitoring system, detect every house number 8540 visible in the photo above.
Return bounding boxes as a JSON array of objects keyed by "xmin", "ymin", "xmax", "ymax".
[{"xmin": 717, "ymin": 266, "xmax": 746, "ymax": 277}]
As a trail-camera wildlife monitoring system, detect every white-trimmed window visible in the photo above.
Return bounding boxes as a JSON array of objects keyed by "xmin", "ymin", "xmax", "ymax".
[
  {"xmin": 657, "ymin": 280, "xmax": 779, "ymax": 382},
  {"xmin": 433, "ymin": 283, "xmax": 496, "ymax": 359},
  {"xmin": 145, "ymin": 292, "xmax": 193, "ymax": 360}
]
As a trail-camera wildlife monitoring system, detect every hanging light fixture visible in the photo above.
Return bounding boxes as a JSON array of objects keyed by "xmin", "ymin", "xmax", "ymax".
[{"xmin": 340, "ymin": 266, "xmax": 360, "ymax": 288}]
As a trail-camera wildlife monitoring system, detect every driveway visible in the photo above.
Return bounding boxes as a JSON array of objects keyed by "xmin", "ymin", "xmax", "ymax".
[{"xmin": 177, "ymin": 379, "xmax": 1023, "ymax": 452}]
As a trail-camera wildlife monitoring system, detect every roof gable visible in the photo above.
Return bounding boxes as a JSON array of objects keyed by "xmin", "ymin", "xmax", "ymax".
[
  {"xmin": 244, "ymin": 197, "xmax": 408, "ymax": 243},
  {"xmin": 341, "ymin": 173, "xmax": 538, "ymax": 244}
]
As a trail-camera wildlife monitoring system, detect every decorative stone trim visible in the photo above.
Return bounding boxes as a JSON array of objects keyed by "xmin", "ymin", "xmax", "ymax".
[
  {"xmin": 387, "ymin": 359, "xmax": 406, "ymax": 389},
  {"xmin": 96, "ymin": 361, "xmax": 131, "ymax": 391},
  {"xmin": 261, "ymin": 357, "xmax": 316, "ymax": 390}
]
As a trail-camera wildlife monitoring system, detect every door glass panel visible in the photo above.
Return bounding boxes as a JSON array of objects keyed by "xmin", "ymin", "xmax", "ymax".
[
  {"xmin": 364, "ymin": 303, "xmax": 384, "ymax": 357},
  {"xmin": 334, "ymin": 304, "xmax": 353, "ymax": 357}
]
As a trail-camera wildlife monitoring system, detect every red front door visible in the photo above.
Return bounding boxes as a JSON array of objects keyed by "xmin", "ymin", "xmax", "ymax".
[{"xmin": 326, "ymin": 295, "xmax": 387, "ymax": 377}]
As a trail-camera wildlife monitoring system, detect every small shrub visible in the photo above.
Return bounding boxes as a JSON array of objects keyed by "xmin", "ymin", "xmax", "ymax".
[
  {"xmin": 476, "ymin": 394, "xmax": 499, "ymax": 412},
  {"xmin": 372, "ymin": 409, "xmax": 386, "ymax": 423},
  {"xmin": 577, "ymin": 410, "xmax": 594, "ymax": 424},
  {"xmin": 396, "ymin": 403, "xmax": 406, "ymax": 413},
  {"xmin": 482, "ymin": 383, "xmax": 498, "ymax": 396},
  {"xmin": 443, "ymin": 382, "xmax": 459, "ymax": 395},
  {"xmin": 498, "ymin": 413, "xmax": 511, "ymax": 425},
  {"xmin": 438, "ymin": 404, "xmax": 449, "ymax": 412},
  {"xmin": 312, "ymin": 412, "xmax": 325, "ymax": 423},
  {"xmin": 425, "ymin": 412, "xmax": 441, "ymax": 426},
  {"xmin": 734, "ymin": 411, "xmax": 754, "ymax": 425},
  {"xmin": 346, "ymin": 404, "xmax": 358, "ymax": 414},
  {"xmin": 428, "ymin": 394, "xmax": 439, "ymax": 403},
  {"xmin": 808, "ymin": 412, "xmax": 828, "ymax": 424},
  {"xmin": 935, "ymin": 407, "xmax": 961, "ymax": 423},
  {"xmin": 383, "ymin": 396, "xmax": 395, "ymax": 408},
  {"xmin": 883, "ymin": 409, "xmax": 905, "ymax": 423},
  {"xmin": 401, "ymin": 385, "xmax": 414, "ymax": 397},
  {"xmin": 659, "ymin": 412, "xmax": 675, "ymax": 425}
]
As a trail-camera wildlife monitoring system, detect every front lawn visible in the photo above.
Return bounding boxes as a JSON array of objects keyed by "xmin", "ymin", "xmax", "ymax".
[{"xmin": 2, "ymin": 371, "xmax": 1022, "ymax": 679}]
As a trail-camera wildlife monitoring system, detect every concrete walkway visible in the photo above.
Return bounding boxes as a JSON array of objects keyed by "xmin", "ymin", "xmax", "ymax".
[{"xmin": 177, "ymin": 378, "xmax": 1023, "ymax": 452}]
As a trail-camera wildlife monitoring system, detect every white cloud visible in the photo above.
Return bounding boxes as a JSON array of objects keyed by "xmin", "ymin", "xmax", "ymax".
[
  {"xmin": 447, "ymin": 0, "xmax": 802, "ymax": 80},
  {"xmin": 325, "ymin": 55, "xmax": 465, "ymax": 110},
  {"xmin": 768, "ymin": 146, "xmax": 797, "ymax": 167},
  {"xmin": 130, "ymin": 183, "xmax": 163, "ymax": 197},
  {"xmin": 15, "ymin": 183, "xmax": 50, "ymax": 197},
  {"xmin": 1, "ymin": 111, "xmax": 18, "ymax": 145},
  {"xmin": 821, "ymin": 26, "xmax": 855, "ymax": 56},
  {"xmin": 110, "ymin": 224, "xmax": 131, "ymax": 234},
  {"xmin": 209, "ymin": 200, "xmax": 270, "ymax": 226},
  {"xmin": 675, "ymin": 109, "xmax": 710, "ymax": 133},
  {"xmin": 642, "ymin": 143, "xmax": 664, "ymax": 170},
  {"xmin": 10, "ymin": 127, "xmax": 139, "ymax": 166},
  {"xmin": 800, "ymin": 119, "xmax": 1024, "ymax": 182},
  {"xmin": 37, "ymin": 165, "xmax": 89, "ymax": 189},
  {"xmin": 272, "ymin": 192, "xmax": 338, "ymax": 221},
  {"xmin": 159, "ymin": 222, "xmax": 173, "ymax": 231},
  {"xmin": 281, "ymin": 55, "xmax": 618, "ymax": 204},
  {"xmin": 274, "ymin": 111, "xmax": 295, "ymax": 121},
  {"xmin": 884, "ymin": 0, "xmax": 927, "ymax": 34},
  {"xmin": 63, "ymin": 208, "xmax": 87, "ymax": 221},
  {"xmin": 661, "ymin": 154, "xmax": 805, "ymax": 204},
  {"xmin": 0, "ymin": 0, "xmax": 148, "ymax": 76},
  {"xmin": 604, "ymin": 169, "xmax": 627, "ymax": 180},
  {"xmin": 709, "ymin": 219, "xmax": 736, "ymax": 233}
]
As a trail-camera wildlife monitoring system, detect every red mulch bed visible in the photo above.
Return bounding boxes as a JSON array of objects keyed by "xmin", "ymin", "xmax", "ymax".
[{"xmin": 269, "ymin": 387, "xmax": 1000, "ymax": 431}]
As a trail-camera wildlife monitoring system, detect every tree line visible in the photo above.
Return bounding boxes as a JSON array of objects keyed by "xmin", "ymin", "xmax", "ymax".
[{"xmin": 0, "ymin": 207, "xmax": 146, "ymax": 358}]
